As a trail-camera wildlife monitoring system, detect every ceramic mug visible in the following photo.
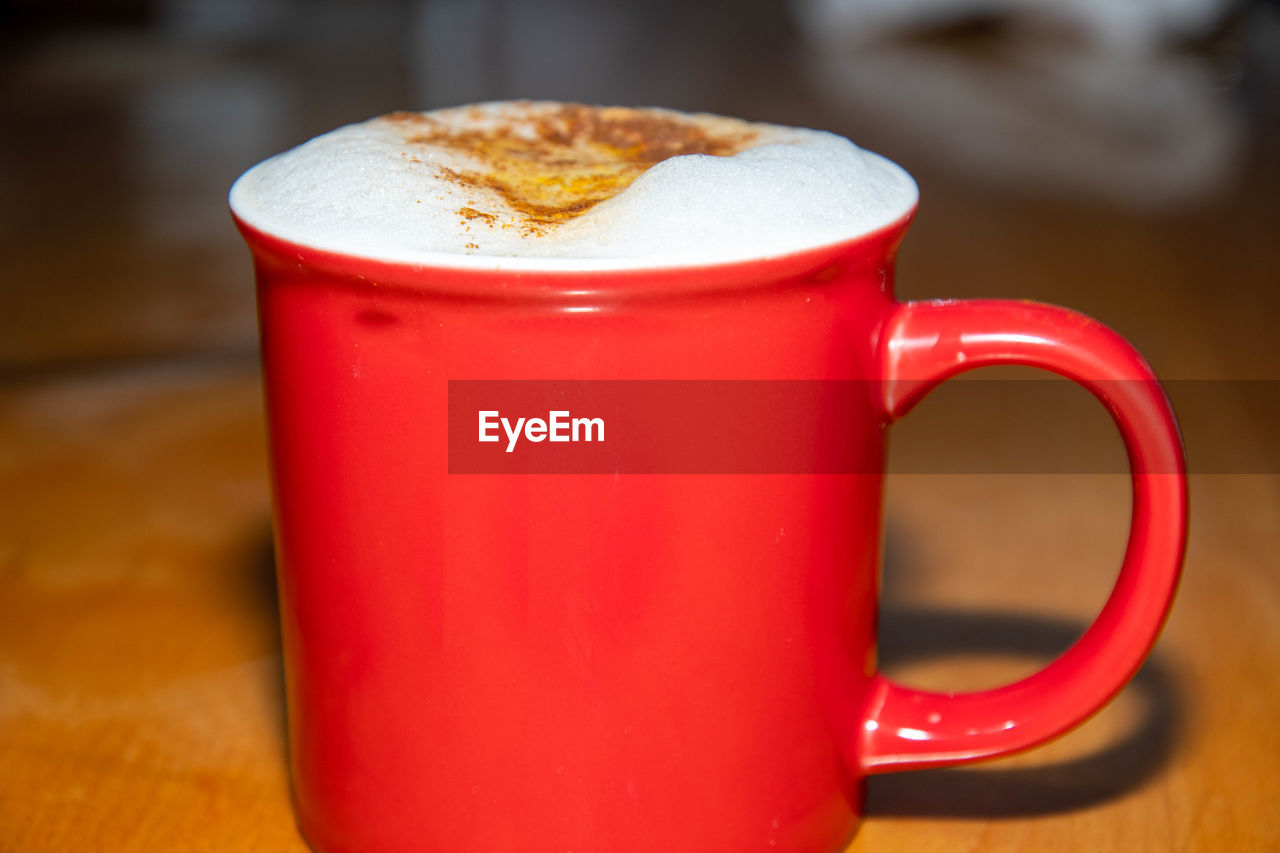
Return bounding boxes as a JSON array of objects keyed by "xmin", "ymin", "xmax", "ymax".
[{"xmin": 234, "ymin": 199, "xmax": 1185, "ymax": 852}]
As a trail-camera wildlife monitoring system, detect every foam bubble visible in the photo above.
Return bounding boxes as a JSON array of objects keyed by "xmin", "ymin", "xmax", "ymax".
[{"xmin": 229, "ymin": 102, "xmax": 917, "ymax": 269}]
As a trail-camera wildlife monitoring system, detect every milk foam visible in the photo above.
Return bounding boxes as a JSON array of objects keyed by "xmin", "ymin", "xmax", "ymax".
[{"xmin": 229, "ymin": 102, "xmax": 917, "ymax": 269}]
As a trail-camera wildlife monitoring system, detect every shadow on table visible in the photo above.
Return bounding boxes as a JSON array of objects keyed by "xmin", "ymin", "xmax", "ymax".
[
  {"xmin": 868, "ymin": 606, "xmax": 1182, "ymax": 818},
  {"xmin": 246, "ymin": 530, "xmax": 289, "ymax": 766},
  {"xmin": 869, "ymin": 517, "xmax": 1184, "ymax": 818}
]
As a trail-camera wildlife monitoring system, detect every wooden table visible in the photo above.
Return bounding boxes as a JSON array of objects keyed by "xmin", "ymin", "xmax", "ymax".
[{"xmin": 2, "ymin": 8, "xmax": 1277, "ymax": 851}]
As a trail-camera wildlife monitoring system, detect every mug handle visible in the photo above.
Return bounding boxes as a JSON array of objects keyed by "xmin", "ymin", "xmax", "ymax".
[{"xmin": 863, "ymin": 299, "xmax": 1187, "ymax": 773}]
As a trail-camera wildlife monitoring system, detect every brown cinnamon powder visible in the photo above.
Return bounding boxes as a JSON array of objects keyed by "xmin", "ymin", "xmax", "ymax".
[{"xmin": 385, "ymin": 104, "xmax": 759, "ymax": 235}]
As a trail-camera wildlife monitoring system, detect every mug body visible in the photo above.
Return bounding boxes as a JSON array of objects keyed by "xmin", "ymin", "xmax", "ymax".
[{"xmin": 242, "ymin": 219, "xmax": 911, "ymax": 853}]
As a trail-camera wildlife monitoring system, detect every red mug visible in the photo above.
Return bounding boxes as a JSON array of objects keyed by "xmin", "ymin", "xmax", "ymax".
[{"xmin": 234, "ymin": 196, "xmax": 1185, "ymax": 851}]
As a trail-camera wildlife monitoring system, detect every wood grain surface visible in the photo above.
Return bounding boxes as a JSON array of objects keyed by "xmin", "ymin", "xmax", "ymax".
[{"xmin": 2, "ymin": 5, "xmax": 1277, "ymax": 850}]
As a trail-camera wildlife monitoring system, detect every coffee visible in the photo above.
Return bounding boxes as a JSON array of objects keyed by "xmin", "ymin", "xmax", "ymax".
[{"xmin": 230, "ymin": 101, "xmax": 917, "ymax": 267}]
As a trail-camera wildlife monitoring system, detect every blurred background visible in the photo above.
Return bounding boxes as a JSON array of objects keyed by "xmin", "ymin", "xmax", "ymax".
[
  {"xmin": 1, "ymin": 1, "xmax": 1278, "ymax": 850},
  {"xmin": 2, "ymin": 0, "xmax": 1278, "ymax": 371}
]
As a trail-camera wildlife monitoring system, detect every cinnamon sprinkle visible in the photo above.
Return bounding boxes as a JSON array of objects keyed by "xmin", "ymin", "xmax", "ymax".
[
  {"xmin": 457, "ymin": 206, "xmax": 497, "ymax": 225},
  {"xmin": 385, "ymin": 104, "xmax": 759, "ymax": 234}
]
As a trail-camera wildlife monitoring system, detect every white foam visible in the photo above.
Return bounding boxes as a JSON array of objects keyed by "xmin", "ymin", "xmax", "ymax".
[{"xmin": 229, "ymin": 102, "xmax": 917, "ymax": 270}]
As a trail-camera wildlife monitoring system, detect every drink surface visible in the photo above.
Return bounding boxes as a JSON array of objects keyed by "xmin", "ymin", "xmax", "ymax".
[{"xmin": 230, "ymin": 101, "xmax": 917, "ymax": 269}]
